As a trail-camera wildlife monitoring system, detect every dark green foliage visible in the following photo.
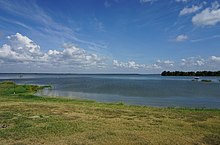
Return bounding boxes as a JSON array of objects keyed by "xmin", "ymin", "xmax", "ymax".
[
  {"xmin": 0, "ymin": 81, "xmax": 51, "ymax": 95},
  {"xmin": 0, "ymin": 81, "xmax": 16, "ymax": 85},
  {"xmin": 201, "ymin": 80, "xmax": 212, "ymax": 83},
  {"xmin": 161, "ymin": 71, "xmax": 220, "ymax": 76}
]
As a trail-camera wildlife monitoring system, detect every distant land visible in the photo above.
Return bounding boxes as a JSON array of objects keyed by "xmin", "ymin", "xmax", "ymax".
[{"xmin": 161, "ymin": 71, "xmax": 220, "ymax": 76}]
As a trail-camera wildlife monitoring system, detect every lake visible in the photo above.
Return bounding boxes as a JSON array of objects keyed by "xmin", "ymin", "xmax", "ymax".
[{"xmin": 0, "ymin": 73, "xmax": 220, "ymax": 108}]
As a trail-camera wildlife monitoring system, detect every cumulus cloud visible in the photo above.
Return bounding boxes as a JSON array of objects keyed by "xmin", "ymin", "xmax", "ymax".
[
  {"xmin": 113, "ymin": 56, "xmax": 220, "ymax": 72},
  {"xmin": 192, "ymin": 1, "xmax": 220, "ymax": 26},
  {"xmin": 1, "ymin": 33, "xmax": 220, "ymax": 73},
  {"xmin": 181, "ymin": 57, "xmax": 205, "ymax": 67},
  {"xmin": 113, "ymin": 59, "xmax": 174, "ymax": 70},
  {"xmin": 175, "ymin": 34, "xmax": 188, "ymax": 42},
  {"xmin": 210, "ymin": 56, "xmax": 220, "ymax": 62},
  {"xmin": 113, "ymin": 60, "xmax": 145, "ymax": 69},
  {"xmin": 54, "ymin": 44, "xmax": 104, "ymax": 67},
  {"xmin": 181, "ymin": 56, "xmax": 220, "ymax": 70},
  {"xmin": 179, "ymin": 5, "xmax": 203, "ymax": 16},
  {"xmin": 0, "ymin": 33, "xmax": 105, "ymax": 70},
  {"xmin": 156, "ymin": 60, "xmax": 174, "ymax": 67},
  {"xmin": 0, "ymin": 33, "xmax": 46, "ymax": 63}
]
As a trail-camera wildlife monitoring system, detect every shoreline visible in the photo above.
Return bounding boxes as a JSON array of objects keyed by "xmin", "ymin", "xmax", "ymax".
[
  {"xmin": 38, "ymin": 93, "xmax": 220, "ymax": 110},
  {"xmin": 37, "ymin": 88, "xmax": 220, "ymax": 110},
  {"xmin": 2, "ymin": 81, "xmax": 220, "ymax": 110},
  {"xmin": 1, "ymin": 82, "xmax": 220, "ymax": 144},
  {"xmin": 2, "ymin": 80, "xmax": 220, "ymax": 109}
]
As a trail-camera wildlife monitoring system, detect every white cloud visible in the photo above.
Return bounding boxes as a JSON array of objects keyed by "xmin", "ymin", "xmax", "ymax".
[
  {"xmin": 179, "ymin": 5, "xmax": 203, "ymax": 16},
  {"xmin": 108, "ymin": 56, "xmax": 218, "ymax": 72},
  {"xmin": 7, "ymin": 33, "xmax": 41, "ymax": 55},
  {"xmin": 0, "ymin": 33, "xmax": 46, "ymax": 63},
  {"xmin": 0, "ymin": 33, "xmax": 105, "ymax": 70},
  {"xmin": 175, "ymin": 34, "xmax": 188, "ymax": 42},
  {"xmin": 181, "ymin": 57, "xmax": 205, "ymax": 67},
  {"xmin": 113, "ymin": 59, "xmax": 174, "ymax": 70},
  {"xmin": 156, "ymin": 60, "xmax": 175, "ymax": 67},
  {"xmin": 1, "ymin": 34, "xmax": 219, "ymax": 73},
  {"xmin": 210, "ymin": 56, "xmax": 220, "ymax": 62},
  {"xmin": 57, "ymin": 44, "xmax": 104, "ymax": 67},
  {"xmin": 180, "ymin": 56, "xmax": 220, "ymax": 71},
  {"xmin": 1, "ymin": 33, "xmax": 220, "ymax": 73},
  {"xmin": 113, "ymin": 60, "xmax": 145, "ymax": 69},
  {"xmin": 192, "ymin": 1, "xmax": 220, "ymax": 26}
]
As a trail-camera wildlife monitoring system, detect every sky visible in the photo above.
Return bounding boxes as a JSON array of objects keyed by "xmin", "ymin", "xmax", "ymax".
[{"xmin": 0, "ymin": 0, "xmax": 220, "ymax": 73}]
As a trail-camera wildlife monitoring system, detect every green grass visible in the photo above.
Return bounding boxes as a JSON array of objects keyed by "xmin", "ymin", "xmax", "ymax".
[{"xmin": 0, "ymin": 81, "xmax": 220, "ymax": 145}]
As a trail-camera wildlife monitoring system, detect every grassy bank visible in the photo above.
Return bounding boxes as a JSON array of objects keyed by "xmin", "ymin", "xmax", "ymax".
[{"xmin": 0, "ymin": 82, "xmax": 220, "ymax": 145}]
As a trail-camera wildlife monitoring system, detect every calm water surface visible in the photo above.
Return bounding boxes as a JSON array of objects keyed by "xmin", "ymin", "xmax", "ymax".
[{"xmin": 1, "ymin": 73, "xmax": 220, "ymax": 108}]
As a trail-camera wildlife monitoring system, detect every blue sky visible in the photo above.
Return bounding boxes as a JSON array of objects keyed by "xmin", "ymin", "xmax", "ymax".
[{"xmin": 0, "ymin": 0, "xmax": 220, "ymax": 73}]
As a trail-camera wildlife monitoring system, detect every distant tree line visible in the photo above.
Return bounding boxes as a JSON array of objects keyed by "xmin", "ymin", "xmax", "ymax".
[{"xmin": 161, "ymin": 71, "xmax": 220, "ymax": 76}]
